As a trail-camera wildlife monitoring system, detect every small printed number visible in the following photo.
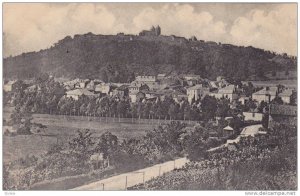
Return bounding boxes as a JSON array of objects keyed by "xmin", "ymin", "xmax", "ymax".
[{"xmin": 5, "ymin": 192, "xmax": 15, "ymax": 195}]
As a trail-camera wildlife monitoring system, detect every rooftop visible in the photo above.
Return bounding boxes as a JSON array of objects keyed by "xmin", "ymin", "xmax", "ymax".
[
  {"xmin": 253, "ymin": 87, "xmax": 278, "ymax": 96},
  {"xmin": 278, "ymin": 89, "xmax": 294, "ymax": 97},
  {"xmin": 66, "ymin": 89, "xmax": 95, "ymax": 96},
  {"xmin": 218, "ymin": 84, "xmax": 235, "ymax": 94},
  {"xmin": 187, "ymin": 84, "xmax": 204, "ymax": 90}
]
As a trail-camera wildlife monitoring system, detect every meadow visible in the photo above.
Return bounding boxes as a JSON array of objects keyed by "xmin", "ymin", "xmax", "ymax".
[{"xmin": 3, "ymin": 113, "xmax": 164, "ymax": 163}]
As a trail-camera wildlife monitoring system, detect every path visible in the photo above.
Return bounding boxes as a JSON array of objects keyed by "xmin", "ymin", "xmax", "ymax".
[
  {"xmin": 72, "ymin": 157, "xmax": 188, "ymax": 190},
  {"xmin": 208, "ymin": 124, "xmax": 263, "ymax": 152}
]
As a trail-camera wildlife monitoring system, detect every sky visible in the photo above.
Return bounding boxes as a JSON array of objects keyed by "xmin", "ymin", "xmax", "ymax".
[{"xmin": 3, "ymin": 3, "xmax": 297, "ymax": 57}]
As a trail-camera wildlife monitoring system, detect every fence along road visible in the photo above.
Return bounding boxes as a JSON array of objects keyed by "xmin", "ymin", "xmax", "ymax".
[{"xmin": 72, "ymin": 157, "xmax": 188, "ymax": 190}]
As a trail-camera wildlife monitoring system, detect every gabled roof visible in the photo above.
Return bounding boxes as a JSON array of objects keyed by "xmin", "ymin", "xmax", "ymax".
[
  {"xmin": 187, "ymin": 84, "xmax": 203, "ymax": 90},
  {"xmin": 223, "ymin": 126, "xmax": 234, "ymax": 131},
  {"xmin": 6, "ymin": 80, "xmax": 17, "ymax": 85},
  {"xmin": 66, "ymin": 89, "xmax": 95, "ymax": 96},
  {"xmin": 116, "ymin": 85, "xmax": 129, "ymax": 91},
  {"xmin": 269, "ymin": 104, "xmax": 297, "ymax": 116},
  {"xmin": 253, "ymin": 87, "xmax": 278, "ymax": 96},
  {"xmin": 218, "ymin": 85, "xmax": 235, "ymax": 94},
  {"xmin": 278, "ymin": 89, "xmax": 294, "ymax": 97}
]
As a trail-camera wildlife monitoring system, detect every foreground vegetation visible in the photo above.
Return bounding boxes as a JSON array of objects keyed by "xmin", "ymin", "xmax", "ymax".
[
  {"xmin": 129, "ymin": 124, "xmax": 297, "ymax": 190},
  {"xmin": 3, "ymin": 121, "xmax": 224, "ymax": 190}
]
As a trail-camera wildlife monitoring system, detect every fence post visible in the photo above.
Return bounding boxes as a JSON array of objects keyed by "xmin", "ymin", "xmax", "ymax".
[{"xmin": 125, "ymin": 175, "xmax": 128, "ymax": 190}]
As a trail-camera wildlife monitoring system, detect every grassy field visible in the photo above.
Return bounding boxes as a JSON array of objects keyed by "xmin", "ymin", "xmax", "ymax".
[{"xmin": 3, "ymin": 113, "xmax": 165, "ymax": 163}]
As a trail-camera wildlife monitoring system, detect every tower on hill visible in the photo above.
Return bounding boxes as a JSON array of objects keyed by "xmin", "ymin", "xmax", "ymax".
[{"xmin": 139, "ymin": 25, "xmax": 161, "ymax": 36}]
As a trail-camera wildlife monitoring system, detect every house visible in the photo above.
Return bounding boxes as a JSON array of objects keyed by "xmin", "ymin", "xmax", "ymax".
[
  {"xmin": 4, "ymin": 80, "xmax": 17, "ymax": 92},
  {"xmin": 95, "ymin": 83, "xmax": 111, "ymax": 95},
  {"xmin": 157, "ymin": 74, "xmax": 166, "ymax": 80},
  {"xmin": 209, "ymin": 85, "xmax": 238, "ymax": 101},
  {"xmin": 268, "ymin": 104, "xmax": 297, "ymax": 129},
  {"xmin": 135, "ymin": 75, "xmax": 157, "ymax": 83},
  {"xmin": 186, "ymin": 84, "xmax": 210, "ymax": 104},
  {"xmin": 223, "ymin": 125, "xmax": 235, "ymax": 137},
  {"xmin": 144, "ymin": 91, "xmax": 160, "ymax": 99},
  {"xmin": 86, "ymin": 80, "xmax": 95, "ymax": 91},
  {"xmin": 183, "ymin": 74, "xmax": 201, "ymax": 81},
  {"xmin": 252, "ymin": 87, "xmax": 278, "ymax": 103},
  {"xmin": 278, "ymin": 89, "xmax": 295, "ymax": 104},
  {"xmin": 111, "ymin": 85, "xmax": 129, "ymax": 98},
  {"xmin": 128, "ymin": 82, "xmax": 149, "ymax": 94},
  {"xmin": 129, "ymin": 91, "xmax": 145, "ymax": 103},
  {"xmin": 239, "ymin": 95, "xmax": 250, "ymax": 105},
  {"xmin": 66, "ymin": 89, "xmax": 96, "ymax": 100},
  {"xmin": 78, "ymin": 80, "xmax": 90, "ymax": 89},
  {"xmin": 186, "ymin": 79, "xmax": 198, "ymax": 86},
  {"xmin": 216, "ymin": 76, "xmax": 225, "ymax": 82},
  {"xmin": 172, "ymin": 90, "xmax": 188, "ymax": 103},
  {"xmin": 63, "ymin": 79, "xmax": 78, "ymax": 90},
  {"xmin": 242, "ymin": 112, "xmax": 264, "ymax": 122}
]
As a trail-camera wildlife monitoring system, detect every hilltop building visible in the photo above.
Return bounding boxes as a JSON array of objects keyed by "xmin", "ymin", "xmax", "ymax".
[{"xmin": 139, "ymin": 26, "xmax": 161, "ymax": 36}]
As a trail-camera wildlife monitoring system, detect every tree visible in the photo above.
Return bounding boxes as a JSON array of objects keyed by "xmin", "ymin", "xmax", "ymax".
[
  {"xmin": 95, "ymin": 132, "xmax": 119, "ymax": 166},
  {"xmin": 183, "ymin": 126, "xmax": 209, "ymax": 161},
  {"xmin": 68, "ymin": 129, "xmax": 95, "ymax": 160},
  {"xmin": 201, "ymin": 95, "xmax": 217, "ymax": 121},
  {"xmin": 271, "ymin": 96, "xmax": 284, "ymax": 105},
  {"xmin": 168, "ymin": 103, "xmax": 179, "ymax": 120}
]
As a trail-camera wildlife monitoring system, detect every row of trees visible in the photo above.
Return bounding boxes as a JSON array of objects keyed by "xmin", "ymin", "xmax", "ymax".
[{"xmin": 8, "ymin": 76, "xmax": 284, "ymax": 125}]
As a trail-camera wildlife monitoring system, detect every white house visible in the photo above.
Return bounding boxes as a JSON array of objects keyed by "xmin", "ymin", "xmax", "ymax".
[
  {"xmin": 66, "ymin": 89, "xmax": 96, "ymax": 100},
  {"xmin": 238, "ymin": 95, "xmax": 250, "ymax": 105},
  {"xmin": 186, "ymin": 84, "xmax": 210, "ymax": 104},
  {"xmin": 135, "ymin": 75, "xmax": 157, "ymax": 83},
  {"xmin": 157, "ymin": 74, "xmax": 166, "ymax": 80},
  {"xmin": 242, "ymin": 112, "xmax": 264, "ymax": 122},
  {"xmin": 95, "ymin": 84, "xmax": 111, "ymax": 95},
  {"xmin": 209, "ymin": 85, "xmax": 238, "ymax": 101},
  {"xmin": 252, "ymin": 87, "xmax": 278, "ymax": 103},
  {"xmin": 278, "ymin": 89, "xmax": 294, "ymax": 104},
  {"xmin": 183, "ymin": 74, "xmax": 201, "ymax": 81}
]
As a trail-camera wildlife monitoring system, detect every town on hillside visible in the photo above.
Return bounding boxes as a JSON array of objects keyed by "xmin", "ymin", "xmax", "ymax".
[{"xmin": 2, "ymin": 3, "xmax": 298, "ymax": 192}]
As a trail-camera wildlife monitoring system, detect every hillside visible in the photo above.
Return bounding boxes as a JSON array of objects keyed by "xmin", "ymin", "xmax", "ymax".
[{"xmin": 3, "ymin": 32, "xmax": 297, "ymax": 82}]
